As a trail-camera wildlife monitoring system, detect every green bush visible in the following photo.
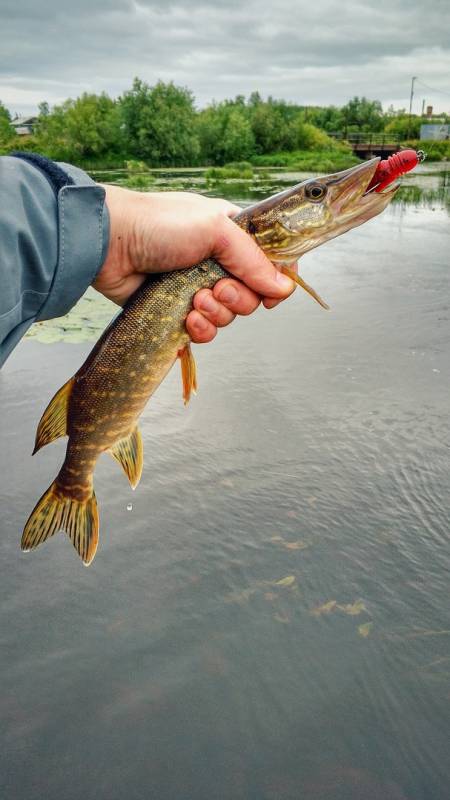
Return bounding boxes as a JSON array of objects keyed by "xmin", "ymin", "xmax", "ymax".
[
  {"xmin": 205, "ymin": 162, "xmax": 254, "ymax": 180},
  {"xmin": 125, "ymin": 159, "xmax": 150, "ymax": 172},
  {"xmin": 122, "ymin": 173, "xmax": 155, "ymax": 189},
  {"xmin": 251, "ymin": 145, "xmax": 359, "ymax": 171},
  {"xmin": 404, "ymin": 139, "xmax": 450, "ymax": 161}
]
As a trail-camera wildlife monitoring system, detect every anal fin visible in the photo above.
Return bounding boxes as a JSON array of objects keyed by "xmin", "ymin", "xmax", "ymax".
[
  {"xmin": 33, "ymin": 377, "xmax": 74, "ymax": 454},
  {"xmin": 179, "ymin": 343, "xmax": 197, "ymax": 404},
  {"xmin": 109, "ymin": 427, "xmax": 143, "ymax": 490}
]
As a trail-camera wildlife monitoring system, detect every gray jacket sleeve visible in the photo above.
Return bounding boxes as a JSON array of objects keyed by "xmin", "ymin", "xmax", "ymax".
[{"xmin": 0, "ymin": 154, "xmax": 110, "ymax": 367}]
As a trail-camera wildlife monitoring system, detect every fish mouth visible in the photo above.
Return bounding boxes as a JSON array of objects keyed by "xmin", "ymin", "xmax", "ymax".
[
  {"xmin": 240, "ymin": 157, "xmax": 399, "ymax": 264},
  {"xmin": 277, "ymin": 159, "xmax": 400, "ymax": 309},
  {"xmin": 287, "ymin": 157, "xmax": 400, "ymax": 258},
  {"xmin": 324, "ymin": 157, "xmax": 399, "ymax": 232}
]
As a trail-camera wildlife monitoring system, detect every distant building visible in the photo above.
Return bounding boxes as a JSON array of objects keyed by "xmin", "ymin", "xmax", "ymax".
[
  {"xmin": 420, "ymin": 124, "xmax": 450, "ymax": 141},
  {"xmin": 11, "ymin": 115, "xmax": 38, "ymax": 136}
]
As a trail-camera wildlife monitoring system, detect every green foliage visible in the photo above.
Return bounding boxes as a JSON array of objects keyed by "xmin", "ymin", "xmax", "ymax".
[
  {"xmin": 384, "ymin": 115, "xmax": 421, "ymax": 139},
  {"xmin": 122, "ymin": 174, "xmax": 155, "ymax": 189},
  {"xmin": 249, "ymin": 102, "xmax": 290, "ymax": 153},
  {"xmin": 35, "ymin": 93, "xmax": 124, "ymax": 161},
  {"xmin": 341, "ymin": 96, "xmax": 384, "ymax": 132},
  {"xmin": 197, "ymin": 102, "xmax": 255, "ymax": 164},
  {"xmin": 303, "ymin": 105, "xmax": 344, "ymax": 134},
  {"xmin": 206, "ymin": 162, "xmax": 254, "ymax": 180},
  {"xmin": 289, "ymin": 120, "xmax": 336, "ymax": 150},
  {"xmin": 1, "ymin": 83, "xmax": 447, "ymax": 168},
  {"xmin": 251, "ymin": 144, "xmax": 359, "ymax": 171},
  {"xmin": 221, "ymin": 109, "xmax": 255, "ymax": 162},
  {"xmin": 405, "ymin": 139, "xmax": 450, "ymax": 161},
  {"xmin": 0, "ymin": 101, "xmax": 14, "ymax": 147},
  {"xmin": 119, "ymin": 78, "xmax": 200, "ymax": 165},
  {"xmin": 125, "ymin": 159, "xmax": 150, "ymax": 172}
]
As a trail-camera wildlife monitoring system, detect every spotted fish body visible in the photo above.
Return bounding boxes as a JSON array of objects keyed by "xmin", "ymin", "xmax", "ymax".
[
  {"xmin": 67, "ymin": 259, "xmax": 228, "ymax": 476},
  {"xmin": 22, "ymin": 259, "xmax": 227, "ymax": 563},
  {"xmin": 22, "ymin": 158, "xmax": 402, "ymax": 564}
]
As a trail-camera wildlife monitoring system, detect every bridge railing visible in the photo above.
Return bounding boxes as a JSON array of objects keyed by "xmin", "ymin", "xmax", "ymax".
[{"xmin": 329, "ymin": 132, "xmax": 403, "ymax": 146}]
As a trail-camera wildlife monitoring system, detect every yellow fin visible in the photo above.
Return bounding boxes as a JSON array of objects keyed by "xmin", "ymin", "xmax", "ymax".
[
  {"xmin": 21, "ymin": 481, "xmax": 99, "ymax": 566},
  {"xmin": 33, "ymin": 377, "xmax": 74, "ymax": 454},
  {"xmin": 281, "ymin": 266, "xmax": 330, "ymax": 310},
  {"xmin": 179, "ymin": 343, "xmax": 197, "ymax": 404},
  {"xmin": 109, "ymin": 427, "xmax": 143, "ymax": 490}
]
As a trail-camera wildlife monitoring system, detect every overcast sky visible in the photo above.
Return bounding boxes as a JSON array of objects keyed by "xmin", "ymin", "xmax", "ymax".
[{"xmin": 1, "ymin": 0, "xmax": 449, "ymax": 117}]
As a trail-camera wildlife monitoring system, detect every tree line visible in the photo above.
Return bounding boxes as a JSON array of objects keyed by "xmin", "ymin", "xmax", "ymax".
[{"xmin": 0, "ymin": 79, "xmax": 445, "ymax": 167}]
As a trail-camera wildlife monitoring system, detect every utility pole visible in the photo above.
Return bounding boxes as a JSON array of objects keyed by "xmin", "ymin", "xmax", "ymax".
[
  {"xmin": 407, "ymin": 76, "xmax": 417, "ymax": 139},
  {"xmin": 421, "ymin": 98, "xmax": 426, "ymax": 116}
]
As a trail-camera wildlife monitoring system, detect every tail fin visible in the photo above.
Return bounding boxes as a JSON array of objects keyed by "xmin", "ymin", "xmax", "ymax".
[{"xmin": 21, "ymin": 482, "xmax": 99, "ymax": 565}]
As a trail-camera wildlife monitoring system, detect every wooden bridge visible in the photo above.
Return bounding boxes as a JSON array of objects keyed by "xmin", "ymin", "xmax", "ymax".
[{"xmin": 330, "ymin": 133, "xmax": 402, "ymax": 159}]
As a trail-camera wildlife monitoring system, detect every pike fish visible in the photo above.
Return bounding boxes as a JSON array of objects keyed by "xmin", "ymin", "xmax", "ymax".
[{"xmin": 22, "ymin": 157, "xmax": 397, "ymax": 565}]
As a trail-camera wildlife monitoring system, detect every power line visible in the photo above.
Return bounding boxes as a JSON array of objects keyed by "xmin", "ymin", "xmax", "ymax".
[{"xmin": 415, "ymin": 77, "xmax": 450, "ymax": 99}]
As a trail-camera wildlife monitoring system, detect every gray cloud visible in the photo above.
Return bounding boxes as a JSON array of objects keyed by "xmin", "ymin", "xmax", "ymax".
[{"xmin": 1, "ymin": 0, "xmax": 449, "ymax": 115}]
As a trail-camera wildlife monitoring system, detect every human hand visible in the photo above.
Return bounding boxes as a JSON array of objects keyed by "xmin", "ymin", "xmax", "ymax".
[{"xmin": 94, "ymin": 185, "xmax": 295, "ymax": 343}]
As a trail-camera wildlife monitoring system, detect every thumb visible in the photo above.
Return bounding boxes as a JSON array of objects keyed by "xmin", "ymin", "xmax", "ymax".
[{"xmin": 212, "ymin": 215, "xmax": 294, "ymax": 299}]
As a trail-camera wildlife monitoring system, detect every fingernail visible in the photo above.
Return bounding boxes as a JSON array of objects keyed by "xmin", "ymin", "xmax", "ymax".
[
  {"xmin": 217, "ymin": 284, "xmax": 238, "ymax": 305},
  {"xmin": 200, "ymin": 294, "xmax": 218, "ymax": 313},
  {"xmin": 276, "ymin": 271, "xmax": 294, "ymax": 292}
]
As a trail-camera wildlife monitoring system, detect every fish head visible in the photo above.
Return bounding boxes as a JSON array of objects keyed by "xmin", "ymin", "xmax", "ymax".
[{"xmin": 242, "ymin": 158, "xmax": 399, "ymax": 264}]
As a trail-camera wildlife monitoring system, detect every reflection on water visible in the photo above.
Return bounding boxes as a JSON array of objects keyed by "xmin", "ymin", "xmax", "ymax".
[{"xmin": 1, "ymin": 170, "xmax": 450, "ymax": 800}]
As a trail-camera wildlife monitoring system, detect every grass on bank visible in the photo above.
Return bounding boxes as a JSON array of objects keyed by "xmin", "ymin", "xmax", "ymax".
[
  {"xmin": 2, "ymin": 139, "xmax": 448, "ymax": 176},
  {"xmin": 250, "ymin": 148, "xmax": 359, "ymax": 171}
]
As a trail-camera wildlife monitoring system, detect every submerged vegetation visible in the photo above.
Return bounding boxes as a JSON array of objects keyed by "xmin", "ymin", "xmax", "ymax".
[
  {"xmin": 205, "ymin": 161, "xmax": 255, "ymax": 180},
  {"xmin": 2, "ymin": 81, "xmax": 448, "ymax": 171}
]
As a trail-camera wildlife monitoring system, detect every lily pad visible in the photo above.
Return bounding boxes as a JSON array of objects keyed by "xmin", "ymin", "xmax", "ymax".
[
  {"xmin": 284, "ymin": 540, "xmax": 309, "ymax": 551},
  {"xmin": 358, "ymin": 622, "xmax": 373, "ymax": 638},
  {"xmin": 26, "ymin": 288, "xmax": 116, "ymax": 344},
  {"xmin": 274, "ymin": 575, "xmax": 296, "ymax": 588},
  {"xmin": 273, "ymin": 612, "xmax": 290, "ymax": 624},
  {"xmin": 338, "ymin": 600, "xmax": 366, "ymax": 616},
  {"xmin": 310, "ymin": 600, "xmax": 337, "ymax": 617}
]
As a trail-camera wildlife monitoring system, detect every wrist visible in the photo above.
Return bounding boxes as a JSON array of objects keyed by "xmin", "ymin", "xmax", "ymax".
[{"xmin": 97, "ymin": 184, "xmax": 136, "ymax": 280}]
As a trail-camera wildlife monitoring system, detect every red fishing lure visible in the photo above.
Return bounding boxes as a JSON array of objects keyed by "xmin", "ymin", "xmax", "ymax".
[{"xmin": 366, "ymin": 149, "xmax": 425, "ymax": 193}]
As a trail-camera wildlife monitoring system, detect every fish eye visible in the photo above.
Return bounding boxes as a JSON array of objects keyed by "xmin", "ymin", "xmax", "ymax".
[{"xmin": 305, "ymin": 183, "xmax": 327, "ymax": 202}]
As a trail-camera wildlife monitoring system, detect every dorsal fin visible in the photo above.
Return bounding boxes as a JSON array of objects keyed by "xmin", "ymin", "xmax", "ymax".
[
  {"xmin": 33, "ymin": 378, "xmax": 74, "ymax": 454},
  {"xmin": 109, "ymin": 427, "xmax": 143, "ymax": 490}
]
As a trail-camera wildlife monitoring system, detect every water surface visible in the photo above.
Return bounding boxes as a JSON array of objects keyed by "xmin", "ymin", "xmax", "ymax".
[{"xmin": 1, "ymin": 168, "xmax": 449, "ymax": 800}]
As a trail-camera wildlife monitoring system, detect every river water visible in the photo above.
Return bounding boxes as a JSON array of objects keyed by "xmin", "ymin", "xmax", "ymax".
[{"xmin": 1, "ymin": 165, "xmax": 449, "ymax": 799}]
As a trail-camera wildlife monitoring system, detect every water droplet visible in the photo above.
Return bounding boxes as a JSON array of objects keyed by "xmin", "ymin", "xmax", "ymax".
[{"xmin": 127, "ymin": 503, "xmax": 133, "ymax": 512}]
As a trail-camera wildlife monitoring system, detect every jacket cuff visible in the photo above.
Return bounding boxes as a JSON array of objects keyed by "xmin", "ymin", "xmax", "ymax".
[
  {"xmin": 36, "ymin": 164, "xmax": 110, "ymax": 321},
  {"xmin": 37, "ymin": 182, "xmax": 109, "ymax": 321},
  {"xmin": 10, "ymin": 152, "xmax": 110, "ymax": 322}
]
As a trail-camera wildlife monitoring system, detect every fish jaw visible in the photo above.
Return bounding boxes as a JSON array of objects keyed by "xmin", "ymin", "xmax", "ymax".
[{"xmin": 240, "ymin": 158, "xmax": 399, "ymax": 263}]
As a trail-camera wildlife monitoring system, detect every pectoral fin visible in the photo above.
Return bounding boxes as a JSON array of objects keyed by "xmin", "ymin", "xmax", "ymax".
[
  {"xmin": 33, "ymin": 377, "xmax": 74, "ymax": 454},
  {"xmin": 281, "ymin": 266, "xmax": 329, "ymax": 310},
  {"xmin": 179, "ymin": 343, "xmax": 197, "ymax": 404},
  {"xmin": 109, "ymin": 427, "xmax": 143, "ymax": 490}
]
